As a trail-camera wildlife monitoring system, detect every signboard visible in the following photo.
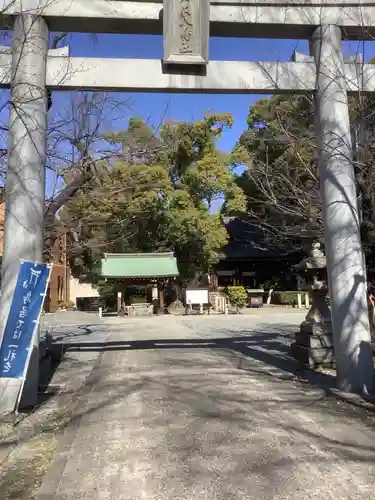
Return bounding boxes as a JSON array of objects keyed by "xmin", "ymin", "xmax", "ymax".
[
  {"xmin": 163, "ymin": 0, "xmax": 210, "ymax": 65},
  {"xmin": 0, "ymin": 261, "xmax": 52, "ymax": 379},
  {"xmin": 186, "ymin": 288, "xmax": 209, "ymax": 305},
  {"xmin": 217, "ymin": 270, "xmax": 235, "ymax": 277}
]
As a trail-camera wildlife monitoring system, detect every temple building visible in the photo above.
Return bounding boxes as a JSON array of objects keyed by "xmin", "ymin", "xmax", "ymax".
[
  {"xmin": 212, "ymin": 217, "xmax": 301, "ymax": 290},
  {"xmin": 0, "ymin": 203, "xmax": 301, "ymax": 312}
]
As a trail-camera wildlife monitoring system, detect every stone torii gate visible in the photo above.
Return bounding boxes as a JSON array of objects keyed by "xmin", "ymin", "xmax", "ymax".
[{"xmin": 0, "ymin": 0, "xmax": 375, "ymax": 412}]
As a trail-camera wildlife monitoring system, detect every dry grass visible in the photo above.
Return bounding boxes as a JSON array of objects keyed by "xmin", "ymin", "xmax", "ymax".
[
  {"xmin": 0, "ymin": 434, "xmax": 58, "ymax": 499},
  {"xmin": 0, "ymin": 352, "xmax": 96, "ymax": 499},
  {"xmin": 0, "ymin": 408, "xmax": 72, "ymax": 500}
]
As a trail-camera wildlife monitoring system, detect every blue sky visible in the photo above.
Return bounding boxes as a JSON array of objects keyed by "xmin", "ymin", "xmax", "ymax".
[
  {"xmin": 1, "ymin": 31, "xmax": 373, "ymax": 202},
  {"xmin": 50, "ymin": 33, "xmax": 375, "ymax": 154},
  {"xmin": 52, "ymin": 33, "xmax": 311, "ymax": 155}
]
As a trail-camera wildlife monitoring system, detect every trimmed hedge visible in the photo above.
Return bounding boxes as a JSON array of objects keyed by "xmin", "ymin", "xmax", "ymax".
[{"xmin": 271, "ymin": 290, "xmax": 311, "ymax": 306}]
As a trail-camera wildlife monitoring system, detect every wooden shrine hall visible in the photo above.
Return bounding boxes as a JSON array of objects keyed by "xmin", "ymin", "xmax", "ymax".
[{"xmin": 101, "ymin": 252, "xmax": 179, "ymax": 315}]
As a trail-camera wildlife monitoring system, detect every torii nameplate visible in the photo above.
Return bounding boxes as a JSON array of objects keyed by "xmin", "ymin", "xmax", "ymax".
[{"xmin": 163, "ymin": 0, "xmax": 209, "ymax": 65}]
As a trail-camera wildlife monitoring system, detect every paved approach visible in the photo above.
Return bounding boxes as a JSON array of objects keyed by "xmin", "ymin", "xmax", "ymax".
[{"xmin": 39, "ymin": 312, "xmax": 375, "ymax": 499}]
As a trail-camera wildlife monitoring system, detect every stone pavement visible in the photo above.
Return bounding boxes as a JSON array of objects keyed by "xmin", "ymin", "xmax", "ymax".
[{"xmin": 38, "ymin": 313, "xmax": 375, "ymax": 499}]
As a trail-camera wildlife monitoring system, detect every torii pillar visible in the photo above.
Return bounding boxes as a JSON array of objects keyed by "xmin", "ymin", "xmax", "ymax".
[
  {"xmin": 0, "ymin": 15, "xmax": 49, "ymax": 414},
  {"xmin": 311, "ymin": 25, "xmax": 374, "ymax": 393}
]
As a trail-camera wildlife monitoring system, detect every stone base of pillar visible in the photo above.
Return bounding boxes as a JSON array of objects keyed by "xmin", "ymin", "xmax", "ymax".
[
  {"xmin": 291, "ymin": 289, "xmax": 334, "ymax": 369},
  {"xmin": 291, "ymin": 342, "xmax": 335, "ymax": 369}
]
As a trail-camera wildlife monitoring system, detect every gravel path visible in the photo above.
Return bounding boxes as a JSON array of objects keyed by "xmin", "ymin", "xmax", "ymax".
[{"xmin": 38, "ymin": 314, "xmax": 375, "ymax": 500}]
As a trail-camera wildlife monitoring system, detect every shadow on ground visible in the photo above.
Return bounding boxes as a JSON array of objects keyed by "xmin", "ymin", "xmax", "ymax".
[
  {"xmin": 53, "ymin": 326, "xmax": 338, "ymax": 396},
  {"xmin": 4, "ymin": 322, "xmax": 375, "ymax": 500}
]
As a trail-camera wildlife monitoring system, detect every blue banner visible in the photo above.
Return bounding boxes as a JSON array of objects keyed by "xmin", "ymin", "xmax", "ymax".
[{"xmin": 0, "ymin": 261, "xmax": 52, "ymax": 379}]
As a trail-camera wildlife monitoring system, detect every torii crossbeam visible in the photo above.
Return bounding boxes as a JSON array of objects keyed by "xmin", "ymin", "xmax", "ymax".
[{"xmin": 1, "ymin": 0, "xmax": 375, "ymax": 38}]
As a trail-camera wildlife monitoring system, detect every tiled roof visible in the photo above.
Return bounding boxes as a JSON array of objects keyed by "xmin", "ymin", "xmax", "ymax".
[
  {"xmin": 101, "ymin": 252, "xmax": 179, "ymax": 278},
  {"xmin": 219, "ymin": 217, "xmax": 291, "ymax": 260}
]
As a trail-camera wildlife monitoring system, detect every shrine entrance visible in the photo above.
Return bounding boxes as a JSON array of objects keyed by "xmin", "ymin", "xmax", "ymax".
[
  {"xmin": 101, "ymin": 253, "xmax": 179, "ymax": 316},
  {"xmin": 0, "ymin": 1, "xmax": 374, "ymax": 411}
]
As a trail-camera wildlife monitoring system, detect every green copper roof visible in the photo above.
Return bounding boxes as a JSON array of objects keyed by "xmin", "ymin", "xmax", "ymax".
[{"xmin": 101, "ymin": 252, "xmax": 179, "ymax": 278}]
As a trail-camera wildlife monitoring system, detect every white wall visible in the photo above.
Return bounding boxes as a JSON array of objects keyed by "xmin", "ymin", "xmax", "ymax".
[{"xmin": 69, "ymin": 277, "xmax": 99, "ymax": 303}]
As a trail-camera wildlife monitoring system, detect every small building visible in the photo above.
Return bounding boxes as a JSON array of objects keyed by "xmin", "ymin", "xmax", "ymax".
[
  {"xmin": 101, "ymin": 252, "xmax": 180, "ymax": 313},
  {"xmin": 70, "ymin": 276, "xmax": 99, "ymax": 305}
]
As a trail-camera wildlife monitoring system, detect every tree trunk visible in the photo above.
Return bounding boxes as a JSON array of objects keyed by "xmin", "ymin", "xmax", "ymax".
[{"xmin": 44, "ymin": 150, "xmax": 96, "ymax": 258}]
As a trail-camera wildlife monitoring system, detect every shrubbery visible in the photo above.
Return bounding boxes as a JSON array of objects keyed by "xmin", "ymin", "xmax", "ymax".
[
  {"xmin": 271, "ymin": 290, "xmax": 312, "ymax": 306},
  {"xmin": 226, "ymin": 286, "xmax": 248, "ymax": 313}
]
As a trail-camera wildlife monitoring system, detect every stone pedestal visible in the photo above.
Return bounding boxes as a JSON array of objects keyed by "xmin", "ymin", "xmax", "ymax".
[
  {"xmin": 291, "ymin": 289, "xmax": 334, "ymax": 368},
  {"xmin": 291, "ymin": 243, "xmax": 334, "ymax": 368}
]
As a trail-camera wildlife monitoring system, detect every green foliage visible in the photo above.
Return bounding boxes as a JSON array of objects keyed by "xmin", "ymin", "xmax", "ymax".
[
  {"xmin": 62, "ymin": 113, "xmax": 245, "ymax": 281},
  {"xmin": 182, "ymin": 151, "xmax": 240, "ymax": 209},
  {"xmin": 235, "ymin": 90, "xmax": 375, "ymax": 261},
  {"xmin": 235, "ymin": 95, "xmax": 321, "ymax": 245},
  {"xmin": 97, "ymin": 280, "xmax": 118, "ymax": 308},
  {"xmin": 226, "ymin": 286, "xmax": 248, "ymax": 311}
]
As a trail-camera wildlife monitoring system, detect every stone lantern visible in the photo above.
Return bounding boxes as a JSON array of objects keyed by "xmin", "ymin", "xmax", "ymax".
[{"xmin": 291, "ymin": 242, "xmax": 334, "ymax": 368}]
